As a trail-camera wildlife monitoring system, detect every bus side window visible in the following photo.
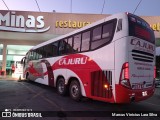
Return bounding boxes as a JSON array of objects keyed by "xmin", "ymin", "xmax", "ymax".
[
  {"xmin": 81, "ymin": 31, "xmax": 90, "ymax": 52},
  {"xmin": 116, "ymin": 19, "xmax": 122, "ymax": 32},
  {"xmin": 34, "ymin": 50, "xmax": 38, "ymax": 60},
  {"xmin": 33, "ymin": 51, "xmax": 37, "ymax": 60},
  {"xmin": 91, "ymin": 19, "xmax": 116, "ymax": 50},
  {"xmin": 29, "ymin": 51, "xmax": 34, "ymax": 60},
  {"xmin": 91, "ymin": 25, "xmax": 102, "ymax": 50},
  {"xmin": 25, "ymin": 52, "xmax": 30, "ymax": 63},
  {"xmin": 52, "ymin": 42, "xmax": 59, "ymax": 56},
  {"xmin": 39, "ymin": 54, "xmax": 42, "ymax": 59},
  {"xmin": 38, "ymin": 47, "xmax": 45, "ymax": 58},
  {"xmin": 43, "ymin": 45, "xmax": 48, "ymax": 58},
  {"xmin": 92, "ymin": 26, "xmax": 102, "ymax": 41},
  {"xmin": 66, "ymin": 37, "xmax": 73, "ymax": 53},
  {"xmin": 36, "ymin": 49, "xmax": 42, "ymax": 60},
  {"xmin": 44, "ymin": 44, "xmax": 53, "ymax": 58},
  {"xmin": 73, "ymin": 34, "xmax": 81, "ymax": 52},
  {"xmin": 59, "ymin": 40, "xmax": 66, "ymax": 55},
  {"xmin": 39, "ymin": 47, "xmax": 45, "ymax": 58},
  {"xmin": 102, "ymin": 23, "xmax": 113, "ymax": 38}
]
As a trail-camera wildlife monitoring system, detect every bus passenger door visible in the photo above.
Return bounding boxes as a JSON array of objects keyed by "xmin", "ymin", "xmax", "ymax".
[{"xmin": 21, "ymin": 57, "xmax": 25, "ymax": 67}]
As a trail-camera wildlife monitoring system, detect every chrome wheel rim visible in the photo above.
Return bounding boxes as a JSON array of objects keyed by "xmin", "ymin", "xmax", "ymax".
[
  {"xmin": 71, "ymin": 85, "xmax": 79, "ymax": 97},
  {"xmin": 58, "ymin": 81, "xmax": 64, "ymax": 93}
]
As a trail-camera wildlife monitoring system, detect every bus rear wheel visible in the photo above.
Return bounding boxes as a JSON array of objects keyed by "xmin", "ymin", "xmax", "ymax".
[
  {"xmin": 69, "ymin": 80, "xmax": 81, "ymax": 101},
  {"xmin": 57, "ymin": 77, "xmax": 67, "ymax": 96}
]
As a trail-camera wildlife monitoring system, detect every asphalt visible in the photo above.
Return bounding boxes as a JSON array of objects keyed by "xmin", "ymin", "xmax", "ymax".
[
  {"xmin": 0, "ymin": 76, "xmax": 160, "ymax": 120},
  {"xmin": 0, "ymin": 75, "xmax": 23, "ymax": 81}
]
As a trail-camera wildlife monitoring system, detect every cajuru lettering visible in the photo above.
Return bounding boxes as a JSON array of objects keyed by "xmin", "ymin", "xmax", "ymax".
[{"xmin": 59, "ymin": 57, "xmax": 88, "ymax": 65}]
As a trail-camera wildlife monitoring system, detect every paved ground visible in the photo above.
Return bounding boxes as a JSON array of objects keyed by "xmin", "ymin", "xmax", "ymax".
[{"xmin": 0, "ymin": 78, "xmax": 160, "ymax": 120}]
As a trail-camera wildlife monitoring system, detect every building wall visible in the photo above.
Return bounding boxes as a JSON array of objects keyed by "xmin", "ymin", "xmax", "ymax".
[
  {"xmin": 0, "ymin": 10, "xmax": 108, "ymax": 42},
  {"xmin": 0, "ymin": 10, "xmax": 159, "ymax": 44},
  {"xmin": 141, "ymin": 16, "xmax": 160, "ymax": 39}
]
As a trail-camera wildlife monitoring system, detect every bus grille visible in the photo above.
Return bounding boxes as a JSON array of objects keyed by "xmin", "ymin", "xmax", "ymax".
[
  {"xmin": 132, "ymin": 50, "xmax": 154, "ymax": 62},
  {"xmin": 91, "ymin": 70, "xmax": 112, "ymax": 98}
]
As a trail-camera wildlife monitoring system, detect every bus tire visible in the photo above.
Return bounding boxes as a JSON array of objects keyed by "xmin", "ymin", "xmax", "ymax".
[
  {"xmin": 57, "ymin": 77, "xmax": 67, "ymax": 96},
  {"xmin": 69, "ymin": 80, "xmax": 81, "ymax": 101}
]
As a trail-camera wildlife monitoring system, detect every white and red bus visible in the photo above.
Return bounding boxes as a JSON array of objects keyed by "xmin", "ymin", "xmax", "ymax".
[{"xmin": 21, "ymin": 13, "xmax": 155, "ymax": 103}]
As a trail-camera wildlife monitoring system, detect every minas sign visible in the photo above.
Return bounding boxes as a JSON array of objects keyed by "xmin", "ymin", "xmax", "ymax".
[{"xmin": 0, "ymin": 11, "xmax": 50, "ymax": 33}]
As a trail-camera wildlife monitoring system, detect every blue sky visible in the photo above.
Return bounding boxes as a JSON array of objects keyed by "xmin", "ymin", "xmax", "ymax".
[{"xmin": 0, "ymin": 0, "xmax": 159, "ymax": 16}]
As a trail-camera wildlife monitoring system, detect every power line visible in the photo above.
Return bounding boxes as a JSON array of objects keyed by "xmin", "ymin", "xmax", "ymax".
[
  {"xmin": 70, "ymin": 0, "xmax": 72, "ymax": 13},
  {"xmin": 2, "ymin": 0, "xmax": 9, "ymax": 10},
  {"xmin": 35, "ymin": 0, "xmax": 41, "ymax": 12},
  {"xmin": 101, "ymin": 0, "xmax": 105, "ymax": 14},
  {"xmin": 133, "ymin": 0, "xmax": 142, "ymax": 14}
]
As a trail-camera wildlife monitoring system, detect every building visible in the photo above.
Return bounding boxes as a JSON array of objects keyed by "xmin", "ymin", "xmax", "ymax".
[{"xmin": 0, "ymin": 10, "xmax": 159, "ymax": 75}]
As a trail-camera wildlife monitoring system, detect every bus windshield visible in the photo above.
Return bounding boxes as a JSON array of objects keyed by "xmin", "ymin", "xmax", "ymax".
[{"xmin": 128, "ymin": 14, "xmax": 155, "ymax": 44}]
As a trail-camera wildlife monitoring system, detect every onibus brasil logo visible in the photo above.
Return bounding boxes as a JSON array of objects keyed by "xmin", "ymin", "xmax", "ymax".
[{"xmin": 1, "ymin": 109, "xmax": 42, "ymax": 118}]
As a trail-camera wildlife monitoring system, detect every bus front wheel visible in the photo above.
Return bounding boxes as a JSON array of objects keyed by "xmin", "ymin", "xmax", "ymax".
[
  {"xmin": 57, "ymin": 77, "xmax": 67, "ymax": 96},
  {"xmin": 69, "ymin": 80, "xmax": 81, "ymax": 101}
]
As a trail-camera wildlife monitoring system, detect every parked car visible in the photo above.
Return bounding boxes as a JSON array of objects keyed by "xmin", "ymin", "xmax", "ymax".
[{"xmin": 155, "ymin": 78, "xmax": 160, "ymax": 87}]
